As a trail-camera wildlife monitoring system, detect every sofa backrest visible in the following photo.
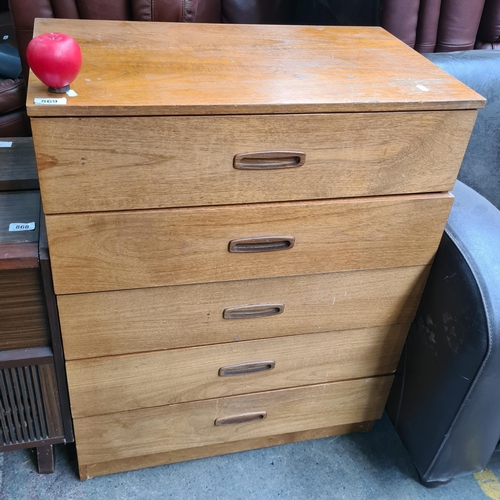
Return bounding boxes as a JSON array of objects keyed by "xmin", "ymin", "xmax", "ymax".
[{"xmin": 381, "ymin": 0, "xmax": 500, "ymax": 52}]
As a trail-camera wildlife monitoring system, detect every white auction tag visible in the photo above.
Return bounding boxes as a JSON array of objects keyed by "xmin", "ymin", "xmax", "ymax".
[
  {"xmin": 9, "ymin": 222, "xmax": 36, "ymax": 232},
  {"xmin": 0, "ymin": 141, "xmax": 12, "ymax": 147},
  {"xmin": 34, "ymin": 97, "xmax": 67, "ymax": 105}
]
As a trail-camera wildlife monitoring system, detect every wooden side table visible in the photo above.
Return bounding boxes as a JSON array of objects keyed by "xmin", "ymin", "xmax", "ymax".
[{"xmin": 0, "ymin": 138, "xmax": 73, "ymax": 473}]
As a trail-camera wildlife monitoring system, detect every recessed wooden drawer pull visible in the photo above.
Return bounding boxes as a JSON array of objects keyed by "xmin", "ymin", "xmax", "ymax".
[
  {"xmin": 223, "ymin": 303, "xmax": 285, "ymax": 320},
  {"xmin": 234, "ymin": 151, "xmax": 305, "ymax": 170},
  {"xmin": 228, "ymin": 236, "xmax": 295, "ymax": 253},
  {"xmin": 218, "ymin": 360, "xmax": 276, "ymax": 377},
  {"xmin": 214, "ymin": 411, "xmax": 267, "ymax": 426}
]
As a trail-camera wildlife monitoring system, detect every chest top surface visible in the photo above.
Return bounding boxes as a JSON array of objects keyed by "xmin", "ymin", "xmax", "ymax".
[{"xmin": 26, "ymin": 19, "xmax": 484, "ymax": 118}]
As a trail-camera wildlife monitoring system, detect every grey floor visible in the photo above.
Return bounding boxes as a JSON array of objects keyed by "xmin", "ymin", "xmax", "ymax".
[{"xmin": 1, "ymin": 412, "xmax": 498, "ymax": 500}]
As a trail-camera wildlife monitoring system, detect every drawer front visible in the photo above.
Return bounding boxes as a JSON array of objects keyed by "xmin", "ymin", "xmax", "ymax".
[
  {"xmin": 67, "ymin": 324, "xmax": 408, "ymax": 417},
  {"xmin": 73, "ymin": 376, "xmax": 393, "ymax": 464},
  {"xmin": 58, "ymin": 266, "xmax": 428, "ymax": 359},
  {"xmin": 31, "ymin": 111, "xmax": 476, "ymax": 214},
  {"xmin": 46, "ymin": 194, "xmax": 452, "ymax": 294}
]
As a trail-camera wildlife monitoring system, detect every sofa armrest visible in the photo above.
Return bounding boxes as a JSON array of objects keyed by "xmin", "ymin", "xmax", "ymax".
[{"xmin": 387, "ymin": 180, "xmax": 500, "ymax": 484}]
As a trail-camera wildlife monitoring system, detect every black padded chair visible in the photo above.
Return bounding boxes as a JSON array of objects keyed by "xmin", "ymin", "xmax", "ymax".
[{"xmin": 386, "ymin": 50, "xmax": 500, "ymax": 487}]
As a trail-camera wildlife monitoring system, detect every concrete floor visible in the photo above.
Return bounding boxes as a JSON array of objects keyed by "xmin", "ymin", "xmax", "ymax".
[{"xmin": 1, "ymin": 412, "xmax": 498, "ymax": 499}]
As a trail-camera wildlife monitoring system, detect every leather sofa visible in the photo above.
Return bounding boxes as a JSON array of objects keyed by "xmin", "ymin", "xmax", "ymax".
[
  {"xmin": 0, "ymin": 58, "xmax": 29, "ymax": 136},
  {"xmin": 381, "ymin": 0, "xmax": 500, "ymax": 52},
  {"xmin": 386, "ymin": 49, "xmax": 500, "ymax": 486},
  {"xmin": 0, "ymin": 1, "xmax": 30, "ymax": 136}
]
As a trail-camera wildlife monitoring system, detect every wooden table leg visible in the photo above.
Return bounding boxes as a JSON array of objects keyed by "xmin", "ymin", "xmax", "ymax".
[{"xmin": 37, "ymin": 444, "xmax": 55, "ymax": 473}]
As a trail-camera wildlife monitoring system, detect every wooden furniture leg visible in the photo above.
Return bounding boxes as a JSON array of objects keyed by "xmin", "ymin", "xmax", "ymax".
[{"xmin": 37, "ymin": 445, "xmax": 55, "ymax": 474}]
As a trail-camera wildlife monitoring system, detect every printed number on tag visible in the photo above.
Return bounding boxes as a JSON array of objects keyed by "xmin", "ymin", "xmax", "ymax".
[
  {"xmin": 34, "ymin": 97, "xmax": 67, "ymax": 105},
  {"xmin": 9, "ymin": 222, "xmax": 36, "ymax": 231}
]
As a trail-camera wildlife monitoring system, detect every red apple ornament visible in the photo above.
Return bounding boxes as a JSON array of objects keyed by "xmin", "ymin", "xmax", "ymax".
[{"xmin": 26, "ymin": 33, "xmax": 82, "ymax": 93}]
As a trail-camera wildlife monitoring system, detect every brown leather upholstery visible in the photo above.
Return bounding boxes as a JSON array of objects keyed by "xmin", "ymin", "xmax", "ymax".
[
  {"xmin": 381, "ymin": 0, "xmax": 500, "ymax": 52},
  {"xmin": 380, "ymin": 0, "xmax": 420, "ymax": 48},
  {"xmin": 414, "ymin": 0, "xmax": 442, "ymax": 53},
  {"xmin": 131, "ymin": 0, "xmax": 221, "ymax": 22},
  {"xmin": 221, "ymin": 0, "xmax": 294, "ymax": 24},
  {"xmin": 0, "ymin": 6, "xmax": 29, "ymax": 136},
  {"xmin": 434, "ymin": 0, "xmax": 486, "ymax": 52},
  {"xmin": 0, "ymin": 73, "xmax": 30, "ymax": 136},
  {"xmin": 0, "ymin": 106, "xmax": 30, "ymax": 135},
  {"xmin": 0, "ymin": 77, "xmax": 25, "ymax": 114},
  {"xmin": 476, "ymin": 0, "xmax": 500, "ymax": 49}
]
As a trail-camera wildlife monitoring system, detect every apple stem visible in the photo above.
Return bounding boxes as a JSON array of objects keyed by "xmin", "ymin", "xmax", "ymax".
[{"xmin": 48, "ymin": 84, "xmax": 70, "ymax": 94}]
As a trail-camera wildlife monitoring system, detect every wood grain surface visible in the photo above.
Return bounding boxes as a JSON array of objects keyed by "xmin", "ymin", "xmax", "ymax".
[
  {"xmin": 0, "ymin": 243, "xmax": 39, "ymax": 271},
  {"xmin": 46, "ymin": 194, "xmax": 452, "ymax": 294},
  {"xmin": 27, "ymin": 20, "xmax": 484, "ymax": 117},
  {"xmin": 0, "ymin": 269, "xmax": 49, "ymax": 351},
  {"xmin": 72, "ymin": 376, "xmax": 393, "ymax": 464},
  {"xmin": 32, "ymin": 110, "xmax": 476, "ymax": 214},
  {"xmin": 78, "ymin": 421, "xmax": 374, "ymax": 479},
  {"xmin": 66, "ymin": 324, "xmax": 408, "ymax": 417},
  {"xmin": 38, "ymin": 362, "xmax": 64, "ymax": 438},
  {"xmin": 58, "ymin": 266, "xmax": 428, "ymax": 359}
]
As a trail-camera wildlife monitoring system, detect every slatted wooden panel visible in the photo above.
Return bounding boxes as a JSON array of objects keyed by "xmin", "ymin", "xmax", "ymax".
[{"xmin": 0, "ymin": 361, "xmax": 63, "ymax": 448}]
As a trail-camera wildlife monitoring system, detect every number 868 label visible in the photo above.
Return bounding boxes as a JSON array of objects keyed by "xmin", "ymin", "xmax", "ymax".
[{"xmin": 9, "ymin": 222, "xmax": 36, "ymax": 232}]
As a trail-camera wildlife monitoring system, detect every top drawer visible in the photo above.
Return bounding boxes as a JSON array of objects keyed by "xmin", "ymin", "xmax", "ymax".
[{"xmin": 31, "ymin": 111, "xmax": 476, "ymax": 214}]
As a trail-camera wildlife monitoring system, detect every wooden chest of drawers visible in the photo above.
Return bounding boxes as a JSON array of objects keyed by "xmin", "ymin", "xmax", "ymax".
[{"xmin": 27, "ymin": 19, "xmax": 483, "ymax": 479}]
